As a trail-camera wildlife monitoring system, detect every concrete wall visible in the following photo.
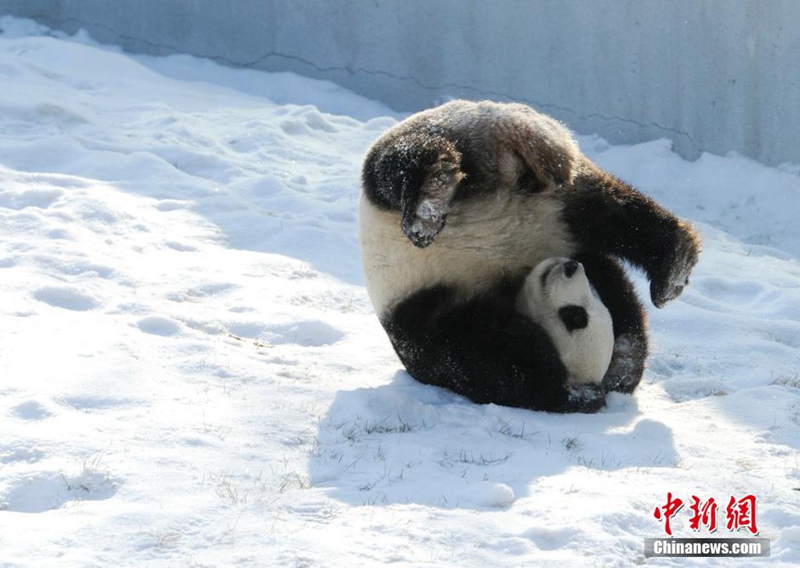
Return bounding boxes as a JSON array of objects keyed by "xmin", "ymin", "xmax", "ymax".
[{"xmin": 2, "ymin": 0, "xmax": 798, "ymax": 166}]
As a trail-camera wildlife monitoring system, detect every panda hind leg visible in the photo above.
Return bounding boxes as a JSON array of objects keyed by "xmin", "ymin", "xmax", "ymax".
[{"xmin": 575, "ymin": 254, "xmax": 649, "ymax": 394}]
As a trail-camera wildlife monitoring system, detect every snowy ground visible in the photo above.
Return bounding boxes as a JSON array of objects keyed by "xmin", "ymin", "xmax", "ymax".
[{"xmin": 0, "ymin": 17, "xmax": 798, "ymax": 567}]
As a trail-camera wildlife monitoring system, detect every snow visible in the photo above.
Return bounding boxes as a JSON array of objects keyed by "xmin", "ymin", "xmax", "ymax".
[{"xmin": 0, "ymin": 15, "xmax": 798, "ymax": 567}]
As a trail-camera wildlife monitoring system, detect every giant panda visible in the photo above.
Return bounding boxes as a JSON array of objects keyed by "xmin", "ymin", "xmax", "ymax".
[
  {"xmin": 518, "ymin": 258, "xmax": 615, "ymax": 387},
  {"xmin": 359, "ymin": 100, "xmax": 700, "ymax": 413}
]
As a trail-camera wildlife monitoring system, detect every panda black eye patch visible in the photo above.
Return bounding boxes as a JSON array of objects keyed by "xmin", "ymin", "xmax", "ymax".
[
  {"xmin": 558, "ymin": 305, "xmax": 589, "ymax": 332},
  {"xmin": 539, "ymin": 260, "xmax": 559, "ymax": 288}
]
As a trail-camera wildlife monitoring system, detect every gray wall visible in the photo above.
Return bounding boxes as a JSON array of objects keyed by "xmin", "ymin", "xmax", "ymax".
[{"xmin": 2, "ymin": 0, "xmax": 798, "ymax": 166}]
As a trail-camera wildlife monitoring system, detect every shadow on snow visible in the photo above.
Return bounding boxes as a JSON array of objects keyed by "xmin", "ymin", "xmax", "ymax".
[{"xmin": 309, "ymin": 371, "xmax": 678, "ymax": 510}]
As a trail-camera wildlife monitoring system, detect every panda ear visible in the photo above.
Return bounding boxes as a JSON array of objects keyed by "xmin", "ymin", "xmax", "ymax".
[{"xmin": 558, "ymin": 305, "xmax": 588, "ymax": 332}]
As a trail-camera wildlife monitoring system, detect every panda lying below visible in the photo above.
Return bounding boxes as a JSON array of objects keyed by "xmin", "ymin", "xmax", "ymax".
[{"xmin": 359, "ymin": 100, "xmax": 701, "ymax": 413}]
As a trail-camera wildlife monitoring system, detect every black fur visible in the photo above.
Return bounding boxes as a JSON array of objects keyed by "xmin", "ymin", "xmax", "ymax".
[
  {"xmin": 563, "ymin": 260, "xmax": 580, "ymax": 278},
  {"xmin": 361, "ymin": 131, "xmax": 452, "ymax": 212},
  {"xmin": 561, "ymin": 163, "xmax": 700, "ymax": 308},
  {"xmin": 558, "ymin": 305, "xmax": 589, "ymax": 332},
  {"xmin": 361, "ymin": 101, "xmax": 700, "ymax": 412},
  {"xmin": 384, "ymin": 283, "xmax": 605, "ymax": 413}
]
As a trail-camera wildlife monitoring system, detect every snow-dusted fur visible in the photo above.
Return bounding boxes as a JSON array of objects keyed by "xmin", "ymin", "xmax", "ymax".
[
  {"xmin": 517, "ymin": 258, "xmax": 614, "ymax": 385},
  {"xmin": 360, "ymin": 100, "xmax": 701, "ymax": 413}
]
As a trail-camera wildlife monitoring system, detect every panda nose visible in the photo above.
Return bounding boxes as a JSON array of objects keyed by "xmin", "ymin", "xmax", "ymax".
[{"xmin": 564, "ymin": 260, "xmax": 580, "ymax": 278}]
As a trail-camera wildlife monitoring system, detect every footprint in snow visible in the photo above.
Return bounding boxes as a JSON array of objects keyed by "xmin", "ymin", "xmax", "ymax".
[
  {"xmin": 265, "ymin": 320, "xmax": 344, "ymax": 347},
  {"xmin": 136, "ymin": 315, "xmax": 182, "ymax": 337},
  {"xmin": 0, "ymin": 187, "xmax": 64, "ymax": 210},
  {"xmin": 0, "ymin": 469, "xmax": 118, "ymax": 513},
  {"xmin": 693, "ymin": 276, "xmax": 764, "ymax": 306},
  {"xmin": 11, "ymin": 400, "xmax": 53, "ymax": 421},
  {"xmin": 0, "ymin": 447, "xmax": 45, "ymax": 465},
  {"xmin": 220, "ymin": 319, "xmax": 343, "ymax": 347},
  {"xmin": 32, "ymin": 286, "xmax": 100, "ymax": 311},
  {"xmin": 164, "ymin": 240, "xmax": 198, "ymax": 252}
]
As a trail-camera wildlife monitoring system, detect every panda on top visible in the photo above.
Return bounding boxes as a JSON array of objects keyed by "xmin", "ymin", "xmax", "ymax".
[{"xmin": 359, "ymin": 100, "xmax": 700, "ymax": 413}]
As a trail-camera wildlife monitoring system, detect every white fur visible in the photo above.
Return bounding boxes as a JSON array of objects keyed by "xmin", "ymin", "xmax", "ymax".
[
  {"xmin": 517, "ymin": 258, "xmax": 614, "ymax": 385},
  {"xmin": 359, "ymin": 191, "xmax": 577, "ymax": 316}
]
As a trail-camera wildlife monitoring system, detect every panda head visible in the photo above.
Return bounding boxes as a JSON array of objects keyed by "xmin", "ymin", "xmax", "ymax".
[
  {"xmin": 518, "ymin": 258, "xmax": 615, "ymax": 384},
  {"xmin": 525, "ymin": 258, "xmax": 593, "ymax": 331}
]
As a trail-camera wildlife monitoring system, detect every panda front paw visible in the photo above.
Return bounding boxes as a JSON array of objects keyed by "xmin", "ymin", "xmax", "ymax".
[
  {"xmin": 650, "ymin": 221, "xmax": 701, "ymax": 308},
  {"xmin": 401, "ymin": 156, "xmax": 465, "ymax": 248}
]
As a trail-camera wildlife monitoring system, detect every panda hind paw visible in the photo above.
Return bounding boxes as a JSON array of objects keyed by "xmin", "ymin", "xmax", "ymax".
[
  {"xmin": 564, "ymin": 384, "xmax": 606, "ymax": 413},
  {"xmin": 602, "ymin": 333, "xmax": 647, "ymax": 394},
  {"xmin": 403, "ymin": 158, "xmax": 466, "ymax": 248}
]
